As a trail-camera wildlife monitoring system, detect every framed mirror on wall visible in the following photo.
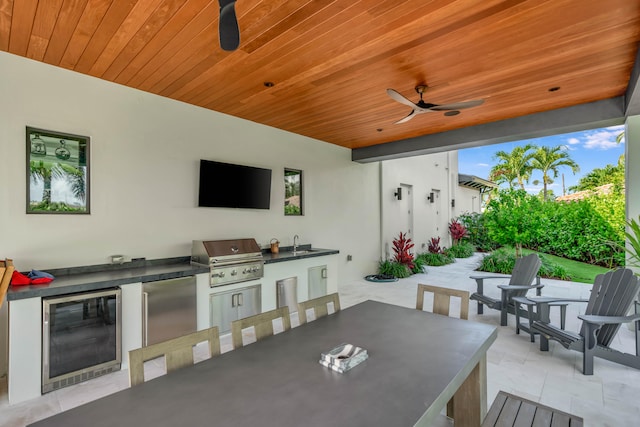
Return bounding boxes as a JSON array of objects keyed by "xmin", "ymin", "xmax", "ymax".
[
  {"xmin": 284, "ymin": 168, "xmax": 303, "ymax": 216},
  {"xmin": 26, "ymin": 126, "xmax": 90, "ymax": 214}
]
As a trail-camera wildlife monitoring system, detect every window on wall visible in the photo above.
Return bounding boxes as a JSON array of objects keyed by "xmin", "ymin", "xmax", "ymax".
[{"xmin": 284, "ymin": 168, "xmax": 303, "ymax": 215}]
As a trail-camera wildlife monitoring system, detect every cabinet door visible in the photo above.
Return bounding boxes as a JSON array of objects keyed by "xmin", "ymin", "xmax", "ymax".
[
  {"xmin": 276, "ymin": 277, "xmax": 298, "ymax": 313},
  {"xmin": 143, "ymin": 276, "xmax": 197, "ymax": 346},
  {"xmin": 308, "ymin": 266, "xmax": 328, "ymax": 300},
  {"xmin": 237, "ymin": 285, "xmax": 262, "ymax": 321},
  {"xmin": 210, "ymin": 291, "xmax": 237, "ymax": 334}
]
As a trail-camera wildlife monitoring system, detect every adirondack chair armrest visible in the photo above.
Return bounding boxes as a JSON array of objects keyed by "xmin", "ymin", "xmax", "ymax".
[
  {"xmin": 578, "ymin": 313, "xmax": 640, "ymax": 326},
  {"xmin": 469, "ymin": 275, "xmax": 508, "ymax": 281},
  {"xmin": 528, "ymin": 297, "xmax": 589, "ymax": 305},
  {"xmin": 531, "ymin": 298, "xmax": 589, "ymax": 324},
  {"xmin": 497, "ymin": 284, "xmax": 544, "ymax": 291}
]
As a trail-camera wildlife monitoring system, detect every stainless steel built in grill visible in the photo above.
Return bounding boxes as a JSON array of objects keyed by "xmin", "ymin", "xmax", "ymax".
[{"xmin": 191, "ymin": 238, "xmax": 264, "ymax": 287}]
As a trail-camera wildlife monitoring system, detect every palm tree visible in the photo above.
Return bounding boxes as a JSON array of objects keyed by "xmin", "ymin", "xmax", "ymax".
[
  {"xmin": 488, "ymin": 167, "xmax": 518, "ymax": 189},
  {"xmin": 489, "ymin": 144, "xmax": 535, "ymax": 190},
  {"xmin": 531, "ymin": 146, "xmax": 580, "ymax": 201},
  {"xmin": 55, "ymin": 164, "xmax": 86, "ymax": 202},
  {"xmin": 30, "ymin": 160, "xmax": 53, "ymax": 205}
]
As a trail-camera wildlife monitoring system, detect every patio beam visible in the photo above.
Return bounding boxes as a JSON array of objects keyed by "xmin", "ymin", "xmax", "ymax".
[
  {"xmin": 625, "ymin": 45, "xmax": 640, "ymax": 116},
  {"xmin": 352, "ymin": 97, "xmax": 625, "ymax": 163}
]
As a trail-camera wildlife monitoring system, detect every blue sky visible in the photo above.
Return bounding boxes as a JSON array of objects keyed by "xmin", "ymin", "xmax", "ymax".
[{"xmin": 457, "ymin": 124, "xmax": 625, "ymax": 195}]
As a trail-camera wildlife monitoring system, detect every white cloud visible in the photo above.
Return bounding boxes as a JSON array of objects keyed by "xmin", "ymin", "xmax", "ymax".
[
  {"xmin": 567, "ymin": 137, "xmax": 580, "ymax": 145},
  {"xmin": 583, "ymin": 129, "xmax": 622, "ymax": 150},
  {"xmin": 477, "ymin": 163, "xmax": 489, "ymax": 167}
]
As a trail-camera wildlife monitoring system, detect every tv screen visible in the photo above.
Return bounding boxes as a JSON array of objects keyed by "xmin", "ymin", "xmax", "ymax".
[{"xmin": 198, "ymin": 160, "xmax": 272, "ymax": 209}]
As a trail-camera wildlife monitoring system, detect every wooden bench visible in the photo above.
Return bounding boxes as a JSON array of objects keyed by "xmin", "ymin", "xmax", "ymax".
[{"xmin": 482, "ymin": 391, "xmax": 583, "ymax": 427}]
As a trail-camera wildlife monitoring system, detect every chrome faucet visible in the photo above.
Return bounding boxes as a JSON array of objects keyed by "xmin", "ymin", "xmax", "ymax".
[{"xmin": 293, "ymin": 235, "xmax": 299, "ymax": 254}]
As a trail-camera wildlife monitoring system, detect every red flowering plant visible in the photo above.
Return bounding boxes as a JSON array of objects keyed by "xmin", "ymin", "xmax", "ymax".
[
  {"xmin": 392, "ymin": 232, "xmax": 415, "ymax": 271},
  {"xmin": 428, "ymin": 237, "xmax": 443, "ymax": 254},
  {"xmin": 448, "ymin": 219, "xmax": 468, "ymax": 245}
]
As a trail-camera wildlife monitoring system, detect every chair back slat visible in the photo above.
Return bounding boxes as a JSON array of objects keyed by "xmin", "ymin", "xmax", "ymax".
[
  {"xmin": 297, "ymin": 293, "xmax": 341, "ymax": 325},
  {"xmin": 231, "ymin": 306, "xmax": 291, "ymax": 349},
  {"xmin": 128, "ymin": 326, "xmax": 220, "ymax": 387},
  {"xmin": 416, "ymin": 284, "xmax": 469, "ymax": 320},
  {"xmin": 581, "ymin": 268, "xmax": 640, "ymax": 347},
  {"xmin": 507, "ymin": 254, "xmax": 541, "ymax": 287}
]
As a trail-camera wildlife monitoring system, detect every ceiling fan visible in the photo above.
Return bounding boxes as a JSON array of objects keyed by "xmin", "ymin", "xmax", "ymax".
[
  {"xmin": 219, "ymin": 0, "xmax": 240, "ymax": 51},
  {"xmin": 386, "ymin": 85, "xmax": 484, "ymax": 124}
]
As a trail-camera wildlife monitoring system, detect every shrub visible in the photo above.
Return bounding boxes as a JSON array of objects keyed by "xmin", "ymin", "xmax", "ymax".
[
  {"xmin": 428, "ymin": 237, "xmax": 443, "ymax": 254},
  {"xmin": 458, "ymin": 212, "xmax": 500, "ymax": 252},
  {"xmin": 392, "ymin": 232, "xmax": 415, "ymax": 271},
  {"xmin": 621, "ymin": 215, "xmax": 640, "ymax": 270},
  {"xmin": 378, "ymin": 260, "xmax": 411, "ymax": 278},
  {"xmin": 411, "ymin": 256, "xmax": 426, "ymax": 274},
  {"xmin": 447, "ymin": 242, "xmax": 475, "ymax": 258},
  {"xmin": 477, "ymin": 248, "xmax": 516, "ymax": 274},
  {"xmin": 448, "ymin": 219, "xmax": 468, "ymax": 244},
  {"xmin": 416, "ymin": 252, "xmax": 454, "ymax": 267},
  {"xmin": 483, "ymin": 189, "xmax": 544, "ymax": 256},
  {"xmin": 477, "ymin": 249, "xmax": 569, "ymax": 280}
]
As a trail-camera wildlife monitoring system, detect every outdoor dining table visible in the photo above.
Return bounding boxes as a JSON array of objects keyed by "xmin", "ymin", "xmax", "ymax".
[{"xmin": 29, "ymin": 300, "xmax": 497, "ymax": 427}]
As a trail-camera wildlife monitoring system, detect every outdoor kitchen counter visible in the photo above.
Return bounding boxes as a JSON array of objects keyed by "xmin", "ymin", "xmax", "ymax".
[
  {"xmin": 6, "ymin": 256, "xmax": 209, "ymax": 301},
  {"xmin": 262, "ymin": 246, "xmax": 339, "ymax": 264},
  {"xmin": 7, "ymin": 249, "xmax": 340, "ymax": 301}
]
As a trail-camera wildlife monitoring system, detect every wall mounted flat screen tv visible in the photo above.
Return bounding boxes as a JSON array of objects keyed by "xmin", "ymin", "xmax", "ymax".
[{"xmin": 198, "ymin": 159, "xmax": 272, "ymax": 209}]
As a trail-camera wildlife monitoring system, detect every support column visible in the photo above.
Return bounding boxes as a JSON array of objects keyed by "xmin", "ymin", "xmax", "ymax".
[{"xmin": 625, "ymin": 115, "xmax": 640, "ymax": 274}]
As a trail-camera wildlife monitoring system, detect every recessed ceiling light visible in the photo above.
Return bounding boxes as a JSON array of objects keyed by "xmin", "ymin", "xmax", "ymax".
[
  {"xmin": 548, "ymin": 86, "xmax": 560, "ymax": 92},
  {"xmin": 444, "ymin": 111, "xmax": 460, "ymax": 116},
  {"xmin": 264, "ymin": 82, "xmax": 274, "ymax": 87}
]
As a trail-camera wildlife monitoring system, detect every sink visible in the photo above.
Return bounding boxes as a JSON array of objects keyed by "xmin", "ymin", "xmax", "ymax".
[{"xmin": 292, "ymin": 249, "xmax": 317, "ymax": 256}]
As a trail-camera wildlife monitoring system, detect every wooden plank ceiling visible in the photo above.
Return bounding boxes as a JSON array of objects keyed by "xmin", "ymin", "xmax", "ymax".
[{"xmin": 1, "ymin": 0, "xmax": 639, "ymax": 150}]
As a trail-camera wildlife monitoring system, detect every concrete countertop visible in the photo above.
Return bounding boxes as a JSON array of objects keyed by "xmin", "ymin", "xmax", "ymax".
[
  {"xmin": 6, "ymin": 257, "xmax": 209, "ymax": 301},
  {"xmin": 6, "ymin": 247, "xmax": 339, "ymax": 301},
  {"xmin": 262, "ymin": 245, "xmax": 339, "ymax": 264}
]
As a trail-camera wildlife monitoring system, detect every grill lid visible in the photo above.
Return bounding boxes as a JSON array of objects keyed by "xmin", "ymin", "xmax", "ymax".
[{"xmin": 192, "ymin": 238, "xmax": 262, "ymax": 265}]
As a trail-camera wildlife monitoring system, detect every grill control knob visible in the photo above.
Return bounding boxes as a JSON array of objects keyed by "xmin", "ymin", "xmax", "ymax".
[
  {"xmin": 231, "ymin": 270, "xmax": 238, "ymax": 276},
  {"xmin": 212, "ymin": 271, "xmax": 225, "ymax": 278}
]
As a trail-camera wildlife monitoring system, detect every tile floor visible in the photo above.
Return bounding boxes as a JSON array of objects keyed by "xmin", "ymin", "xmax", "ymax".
[{"xmin": 2, "ymin": 253, "xmax": 639, "ymax": 426}]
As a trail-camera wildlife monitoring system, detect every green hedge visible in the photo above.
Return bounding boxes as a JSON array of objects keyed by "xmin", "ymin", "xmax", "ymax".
[{"xmin": 483, "ymin": 189, "xmax": 624, "ymax": 267}]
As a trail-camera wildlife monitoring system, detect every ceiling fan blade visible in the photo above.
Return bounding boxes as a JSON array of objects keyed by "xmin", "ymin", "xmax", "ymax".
[
  {"xmin": 428, "ymin": 99, "xmax": 484, "ymax": 111},
  {"xmin": 219, "ymin": 0, "xmax": 240, "ymax": 51},
  {"xmin": 394, "ymin": 110, "xmax": 419, "ymax": 124},
  {"xmin": 387, "ymin": 88, "xmax": 418, "ymax": 108}
]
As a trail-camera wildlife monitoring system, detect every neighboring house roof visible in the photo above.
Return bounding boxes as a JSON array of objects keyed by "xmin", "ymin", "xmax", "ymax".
[
  {"xmin": 555, "ymin": 184, "xmax": 617, "ymax": 202},
  {"xmin": 458, "ymin": 174, "xmax": 498, "ymax": 192}
]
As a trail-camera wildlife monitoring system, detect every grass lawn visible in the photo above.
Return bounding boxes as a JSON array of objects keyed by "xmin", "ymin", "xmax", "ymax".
[{"xmin": 520, "ymin": 248, "xmax": 610, "ymax": 284}]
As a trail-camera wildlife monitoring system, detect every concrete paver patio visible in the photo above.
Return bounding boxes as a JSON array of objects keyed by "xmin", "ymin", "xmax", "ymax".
[{"xmin": 340, "ymin": 253, "xmax": 640, "ymax": 426}]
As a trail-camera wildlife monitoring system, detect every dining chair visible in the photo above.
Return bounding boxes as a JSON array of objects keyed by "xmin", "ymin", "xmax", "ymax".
[
  {"xmin": 231, "ymin": 306, "xmax": 291, "ymax": 349},
  {"xmin": 297, "ymin": 293, "xmax": 341, "ymax": 325},
  {"xmin": 416, "ymin": 284, "xmax": 470, "ymax": 419},
  {"xmin": 416, "ymin": 284, "xmax": 469, "ymax": 320},
  {"xmin": 128, "ymin": 326, "xmax": 220, "ymax": 387}
]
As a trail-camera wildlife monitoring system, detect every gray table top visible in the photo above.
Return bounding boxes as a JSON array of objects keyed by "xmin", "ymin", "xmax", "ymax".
[{"xmin": 29, "ymin": 300, "xmax": 497, "ymax": 427}]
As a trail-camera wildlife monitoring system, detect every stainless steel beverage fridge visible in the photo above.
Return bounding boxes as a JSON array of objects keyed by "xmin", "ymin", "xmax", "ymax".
[{"xmin": 42, "ymin": 288, "xmax": 121, "ymax": 393}]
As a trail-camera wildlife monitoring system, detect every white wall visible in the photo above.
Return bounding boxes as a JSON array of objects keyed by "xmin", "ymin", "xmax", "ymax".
[
  {"xmin": 380, "ymin": 151, "xmax": 456, "ymax": 258},
  {"xmin": 456, "ymin": 186, "xmax": 482, "ymax": 215},
  {"xmin": 0, "ymin": 51, "xmax": 380, "ymax": 281}
]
